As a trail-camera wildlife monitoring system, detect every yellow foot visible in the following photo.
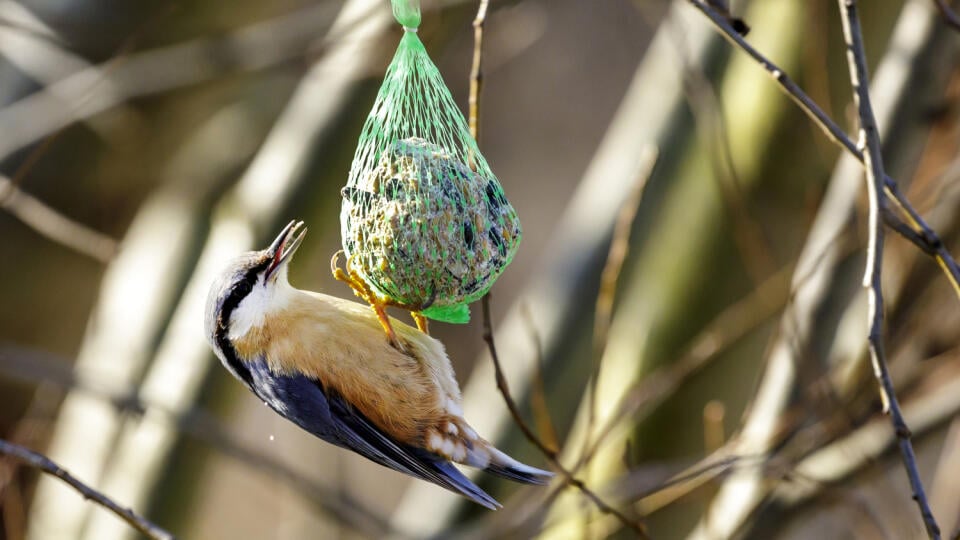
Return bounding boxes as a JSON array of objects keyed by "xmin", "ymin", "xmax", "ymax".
[
  {"xmin": 331, "ymin": 250, "xmax": 403, "ymax": 349},
  {"xmin": 412, "ymin": 312, "xmax": 429, "ymax": 335},
  {"xmin": 331, "ymin": 250, "xmax": 435, "ymax": 345}
]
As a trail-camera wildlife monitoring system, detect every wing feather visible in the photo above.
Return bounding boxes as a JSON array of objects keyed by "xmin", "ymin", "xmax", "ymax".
[{"xmin": 245, "ymin": 358, "xmax": 500, "ymax": 509}]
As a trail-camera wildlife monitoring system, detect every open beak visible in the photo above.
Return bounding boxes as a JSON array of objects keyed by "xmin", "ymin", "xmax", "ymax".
[{"xmin": 265, "ymin": 220, "xmax": 307, "ymax": 279}]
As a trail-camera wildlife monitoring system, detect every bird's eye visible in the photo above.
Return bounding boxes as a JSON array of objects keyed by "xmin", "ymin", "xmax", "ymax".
[{"xmin": 236, "ymin": 280, "xmax": 253, "ymax": 296}]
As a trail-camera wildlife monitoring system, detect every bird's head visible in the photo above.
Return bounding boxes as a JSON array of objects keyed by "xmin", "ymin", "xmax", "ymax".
[{"xmin": 204, "ymin": 220, "xmax": 307, "ymax": 355}]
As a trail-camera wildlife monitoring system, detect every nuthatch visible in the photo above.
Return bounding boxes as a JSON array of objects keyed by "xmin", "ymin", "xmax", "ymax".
[{"xmin": 204, "ymin": 221, "xmax": 552, "ymax": 508}]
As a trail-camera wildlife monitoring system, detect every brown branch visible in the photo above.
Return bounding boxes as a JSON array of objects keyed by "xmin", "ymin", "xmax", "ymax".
[
  {"xmin": 531, "ymin": 452, "xmax": 746, "ymax": 538},
  {"xmin": 0, "ymin": 175, "xmax": 118, "ymax": 262},
  {"xmin": 467, "ymin": 0, "xmax": 489, "ymax": 140},
  {"xmin": 932, "ymin": 0, "xmax": 960, "ymax": 31},
  {"xmin": 0, "ymin": 346, "xmax": 398, "ymax": 538},
  {"xmin": 773, "ymin": 361, "xmax": 960, "ymax": 512},
  {"xmin": 0, "ymin": 1, "xmax": 346, "ymax": 162},
  {"xmin": 519, "ymin": 305, "xmax": 561, "ymax": 451},
  {"xmin": 0, "ymin": 439, "xmax": 174, "ymax": 540},
  {"xmin": 578, "ymin": 261, "xmax": 792, "ymax": 468},
  {"xmin": 704, "ymin": 0, "xmax": 750, "ymax": 34},
  {"xmin": 469, "ymin": 5, "xmax": 645, "ymax": 534},
  {"xmin": 481, "ymin": 296, "xmax": 650, "ymax": 538},
  {"xmin": 837, "ymin": 1, "xmax": 940, "ymax": 537},
  {"xmin": 580, "ymin": 147, "xmax": 657, "ymax": 463},
  {"xmin": 688, "ymin": 0, "xmax": 960, "ymax": 302}
]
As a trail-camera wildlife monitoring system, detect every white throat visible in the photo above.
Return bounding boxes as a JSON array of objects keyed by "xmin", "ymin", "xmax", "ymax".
[{"xmin": 227, "ymin": 267, "xmax": 293, "ymax": 341}]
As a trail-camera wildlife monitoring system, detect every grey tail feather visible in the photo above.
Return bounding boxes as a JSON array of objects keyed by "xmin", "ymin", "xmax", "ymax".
[
  {"xmin": 431, "ymin": 460, "xmax": 502, "ymax": 510},
  {"xmin": 484, "ymin": 461, "xmax": 554, "ymax": 486}
]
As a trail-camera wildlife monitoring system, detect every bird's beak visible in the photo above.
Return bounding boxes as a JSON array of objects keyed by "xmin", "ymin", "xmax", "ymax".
[{"xmin": 265, "ymin": 220, "xmax": 307, "ymax": 280}]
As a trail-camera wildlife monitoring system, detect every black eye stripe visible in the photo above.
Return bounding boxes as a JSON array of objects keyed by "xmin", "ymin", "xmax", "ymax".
[
  {"xmin": 220, "ymin": 265, "xmax": 264, "ymax": 326},
  {"xmin": 214, "ymin": 259, "xmax": 270, "ymax": 386},
  {"xmin": 235, "ymin": 280, "xmax": 253, "ymax": 296}
]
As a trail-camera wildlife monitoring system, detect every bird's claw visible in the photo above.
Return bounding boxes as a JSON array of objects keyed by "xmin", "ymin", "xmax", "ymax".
[
  {"xmin": 331, "ymin": 250, "xmax": 421, "ymax": 350},
  {"xmin": 411, "ymin": 312, "xmax": 428, "ymax": 334}
]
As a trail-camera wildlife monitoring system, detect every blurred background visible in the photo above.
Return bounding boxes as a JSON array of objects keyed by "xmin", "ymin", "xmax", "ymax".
[{"xmin": 1, "ymin": 0, "xmax": 959, "ymax": 538}]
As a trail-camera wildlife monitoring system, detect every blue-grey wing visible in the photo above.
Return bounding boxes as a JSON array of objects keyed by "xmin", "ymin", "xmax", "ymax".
[{"xmin": 244, "ymin": 358, "xmax": 500, "ymax": 509}]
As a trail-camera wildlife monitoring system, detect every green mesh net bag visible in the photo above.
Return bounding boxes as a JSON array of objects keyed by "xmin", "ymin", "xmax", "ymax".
[{"xmin": 339, "ymin": 0, "xmax": 521, "ymax": 324}]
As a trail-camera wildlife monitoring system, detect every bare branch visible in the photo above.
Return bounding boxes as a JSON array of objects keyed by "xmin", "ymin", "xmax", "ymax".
[
  {"xmin": 519, "ymin": 305, "xmax": 561, "ymax": 451},
  {"xmin": 0, "ymin": 439, "xmax": 174, "ymax": 540},
  {"xmin": 0, "ymin": 175, "xmax": 117, "ymax": 262},
  {"xmin": 581, "ymin": 147, "xmax": 657, "ymax": 463},
  {"xmin": 930, "ymin": 418, "xmax": 960, "ymax": 536},
  {"xmin": 688, "ymin": 0, "xmax": 960, "ymax": 302},
  {"xmin": 468, "ymin": 0, "xmax": 489, "ymax": 140},
  {"xmin": 837, "ymin": 1, "xmax": 939, "ymax": 537},
  {"xmin": 469, "ymin": 3, "xmax": 647, "ymax": 535},
  {"xmin": 774, "ymin": 363, "xmax": 960, "ymax": 510},
  {"xmin": 0, "ymin": 346, "xmax": 398, "ymax": 538},
  {"xmin": 481, "ymin": 296, "xmax": 651, "ymax": 538},
  {"xmin": 0, "ymin": 1, "xmax": 341, "ymax": 162},
  {"xmin": 932, "ymin": 0, "xmax": 960, "ymax": 31},
  {"xmin": 28, "ymin": 2, "xmax": 404, "ymax": 536},
  {"xmin": 704, "ymin": 0, "xmax": 750, "ymax": 34}
]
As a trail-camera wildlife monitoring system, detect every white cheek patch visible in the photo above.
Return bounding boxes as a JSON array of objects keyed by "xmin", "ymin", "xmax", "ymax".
[
  {"xmin": 228, "ymin": 283, "xmax": 268, "ymax": 340},
  {"xmin": 228, "ymin": 278, "xmax": 292, "ymax": 341}
]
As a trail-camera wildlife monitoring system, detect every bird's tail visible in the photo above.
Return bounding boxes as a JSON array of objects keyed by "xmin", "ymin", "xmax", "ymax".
[
  {"xmin": 429, "ymin": 459, "xmax": 503, "ymax": 510},
  {"xmin": 480, "ymin": 446, "xmax": 554, "ymax": 486}
]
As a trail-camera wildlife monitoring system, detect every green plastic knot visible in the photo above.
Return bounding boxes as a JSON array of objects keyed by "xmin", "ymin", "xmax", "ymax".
[{"xmin": 391, "ymin": 0, "xmax": 421, "ymax": 29}]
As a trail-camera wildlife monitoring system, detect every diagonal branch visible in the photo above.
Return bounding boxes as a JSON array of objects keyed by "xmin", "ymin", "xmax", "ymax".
[
  {"xmin": 0, "ymin": 439, "xmax": 174, "ymax": 540},
  {"xmin": 688, "ymin": 0, "xmax": 960, "ymax": 302},
  {"xmin": 467, "ymin": 0, "xmax": 489, "ymax": 140},
  {"xmin": 932, "ymin": 0, "xmax": 960, "ymax": 31},
  {"xmin": 481, "ymin": 296, "xmax": 650, "ymax": 538},
  {"xmin": 580, "ymin": 147, "xmax": 657, "ymax": 465},
  {"xmin": 0, "ymin": 175, "xmax": 117, "ymax": 262},
  {"xmin": 837, "ymin": 1, "xmax": 940, "ymax": 537},
  {"xmin": 0, "ymin": 346, "xmax": 397, "ymax": 537},
  {"xmin": 469, "ymin": 1, "xmax": 646, "ymax": 535}
]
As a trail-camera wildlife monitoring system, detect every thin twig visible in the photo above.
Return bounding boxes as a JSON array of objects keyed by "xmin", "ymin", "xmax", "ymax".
[
  {"xmin": 884, "ymin": 211, "xmax": 938, "ymax": 256},
  {"xmin": 520, "ymin": 305, "xmax": 561, "ymax": 451},
  {"xmin": 688, "ymin": 0, "xmax": 960, "ymax": 301},
  {"xmin": 469, "ymin": 3, "xmax": 646, "ymax": 535},
  {"xmin": 932, "ymin": 0, "xmax": 960, "ymax": 31},
  {"xmin": 0, "ymin": 346, "xmax": 397, "ymax": 538},
  {"xmin": 532, "ymin": 452, "xmax": 744, "ymax": 538},
  {"xmin": 666, "ymin": 14, "xmax": 778, "ymax": 282},
  {"xmin": 0, "ymin": 1, "xmax": 343, "ymax": 162},
  {"xmin": 774, "ymin": 360, "xmax": 960, "ymax": 506},
  {"xmin": 0, "ymin": 175, "xmax": 118, "ymax": 262},
  {"xmin": 581, "ymin": 147, "xmax": 657, "ymax": 463},
  {"xmin": 0, "ymin": 439, "xmax": 175, "ymax": 540},
  {"xmin": 481, "ymin": 296, "xmax": 651, "ymax": 538},
  {"xmin": 930, "ymin": 418, "xmax": 960, "ymax": 535},
  {"xmin": 578, "ymin": 261, "xmax": 793, "ymax": 468},
  {"xmin": 704, "ymin": 0, "xmax": 750, "ymax": 34},
  {"xmin": 837, "ymin": 1, "xmax": 940, "ymax": 537},
  {"xmin": 885, "ymin": 180, "xmax": 960, "ymax": 300},
  {"xmin": 468, "ymin": 0, "xmax": 489, "ymax": 140}
]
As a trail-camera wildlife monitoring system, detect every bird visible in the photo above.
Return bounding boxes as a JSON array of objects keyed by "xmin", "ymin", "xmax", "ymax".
[{"xmin": 204, "ymin": 220, "xmax": 552, "ymax": 509}]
